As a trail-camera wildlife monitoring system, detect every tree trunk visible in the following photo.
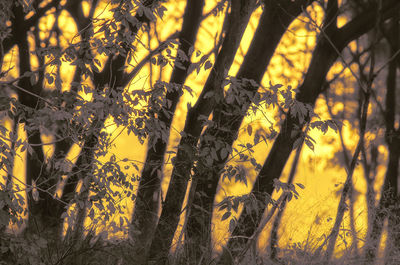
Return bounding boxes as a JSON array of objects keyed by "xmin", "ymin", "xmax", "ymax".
[
  {"xmin": 364, "ymin": 14, "xmax": 399, "ymax": 263},
  {"xmin": 58, "ymin": 0, "xmax": 156, "ymax": 239},
  {"xmin": 185, "ymin": 1, "xmax": 311, "ymax": 263},
  {"xmin": 147, "ymin": 1, "xmax": 258, "ymax": 263},
  {"xmin": 11, "ymin": 3, "xmax": 54, "ymax": 232},
  {"xmin": 219, "ymin": 1, "xmax": 400, "ymax": 262},
  {"xmin": 131, "ymin": 0, "xmax": 204, "ymax": 262}
]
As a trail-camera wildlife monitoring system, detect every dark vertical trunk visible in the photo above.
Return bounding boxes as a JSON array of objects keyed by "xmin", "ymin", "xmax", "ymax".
[
  {"xmin": 131, "ymin": 1, "xmax": 204, "ymax": 262},
  {"xmin": 49, "ymin": 0, "xmax": 100, "ymax": 226},
  {"xmin": 147, "ymin": 1, "xmax": 258, "ymax": 263},
  {"xmin": 1, "ymin": 0, "xmax": 61, "ymax": 64},
  {"xmin": 383, "ymin": 13, "xmax": 400, "ymax": 261},
  {"xmin": 326, "ymin": 88, "xmax": 360, "ymax": 256},
  {"xmin": 58, "ymin": 0, "xmax": 155, "ymax": 220},
  {"xmin": 220, "ymin": 28, "xmax": 340, "ymax": 265},
  {"xmin": 185, "ymin": 1, "xmax": 311, "ymax": 263},
  {"xmin": 48, "ymin": 2, "xmax": 159, "ymax": 250},
  {"xmin": 384, "ymin": 144, "xmax": 400, "ymax": 261},
  {"xmin": 11, "ymin": 3, "xmax": 52, "ymax": 231},
  {"xmin": 365, "ymin": 143, "xmax": 399, "ymax": 262},
  {"xmin": 364, "ymin": 14, "xmax": 399, "ymax": 263},
  {"xmin": 218, "ymin": 2, "xmax": 400, "ymax": 262},
  {"xmin": 362, "ymin": 141, "xmax": 378, "ymax": 242}
]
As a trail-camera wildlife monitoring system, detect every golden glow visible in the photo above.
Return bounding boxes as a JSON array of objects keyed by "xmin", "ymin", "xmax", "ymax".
[{"xmin": 2, "ymin": 0, "xmax": 392, "ymax": 260}]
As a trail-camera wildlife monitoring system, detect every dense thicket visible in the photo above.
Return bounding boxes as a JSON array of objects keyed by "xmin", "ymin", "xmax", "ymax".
[{"xmin": 0, "ymin": 0, "xmax": 399, "ymax": 264}]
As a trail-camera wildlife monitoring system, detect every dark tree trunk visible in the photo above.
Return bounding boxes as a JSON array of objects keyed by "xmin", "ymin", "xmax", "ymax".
[
  {"xmin": 219, "ymin": 1, "xmax": 400, "ymax": 262},
  {"xmin": 383, "ymin": 14, "xmax": 400, "ymax": 261},
  {"xmin": 185, "ymin": 1, "xmax": 311, "ymax": 263},
  {"xmin": 147, "ymin": 1, "xmax": 258, "ymax": 263},
  {"xmin": 58, "ymin": 0, "xmax": 156, "ymax": 221},
  {"xmin": 364, "ymin": 13, "xmax": 399, "ymax": 263},
  {"xmin": 11, "ymin": 3, "xmax": 52, "ymax": 232},
  {"xmin": 130, "ymin": 0, "xmax": 204, "ymax": 262},
  {"xmin": 365, "ymin": 144, "xmax": 399, "ymax": 263}
]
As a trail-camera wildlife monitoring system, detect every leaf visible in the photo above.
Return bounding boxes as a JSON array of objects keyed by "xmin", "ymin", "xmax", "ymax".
[
  {"xmin": 232, "ymin": 199, "xmax": 239, "ymax": 212},
  {"xmin": 210, "ymin": 148, "xmax": 218, "ymax": 161},
  {"xmin": 247, "ymin": 124, "xmax": 252, "ymax": 136},
  {"xmin": 156, "ymin": 5, "xmax": 167, "ymax": 18},
  {"xmin": 136, "ymin": 6, "xmax": 143, "ymax": 16},
  {"xmin": 188, "ymin": 46, "xmax": 194, "ymax": 57},
  {"xmin": 220, "ymin": 148, "xmax": 228, "ymax": 159},
  {"xmin": 46, "ymin": 74, "xmax": 54, "ymax": 84},
  {"xmin": 221, "ymin": 211, "xmax": 231, "ymax": 221},
  {"xmin": 249, "ymin": 79, "xmax": 258, "ymax": 88},
  {"xmin": 88, "ymin": 208, "xmax": 95, "ymax": 220},
  {"xmin": 292, "ymin": 137, "xmax": 303, "ymax": 150},
  {"xmin": 287, "ymin": 192, "xmax": 293, "ymax": 202},
  {"xmin": 254, "ymin": 133, "xmax": 260, "ymax": 145},
  {"xmin": 31, "ymin": 180, "xmax": 39, "ymax": 202},
  {"xmin": 175, "ymin": 61, "xmax": 186, "ymax": 70},
  {"xmin": 305, "ymin": 139, "xmax": 314, "ymax": 151},
  {"xmin": 188, "ymin": 63, "xmax": 197, "ymax": 74},
  {"xmin": 30, "ymin": 73, "xmax": 37, "ymax": 86},
  {"xmin": 229, "ymin": 218, "xmax": 236, "ymax": 232},
  {"xmin": 93, "ymin": 58, "xmax": 101, "ymax": 67},
  {"xmin": 296, "ymin": 183, "xmax": 305, "ymax": 189},
  {"xmin": 327, "ymin": 120, "xmax": 339, "ymax": 132},
  {"xmin": 143, "ymin": 7, "xmax": 155, "ymax": 20},
  {"xmin": 204, "ymin": 60, "xmax": 212, "ymax": 70},
  {"xmin": 177, "ymin": 48, "xmax": 189, "ymax": 62}
]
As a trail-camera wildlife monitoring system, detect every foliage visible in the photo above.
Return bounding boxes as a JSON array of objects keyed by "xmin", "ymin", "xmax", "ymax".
[{"xmin": 0, "ymin": 0, "xmax": 399, "ymax": 264}]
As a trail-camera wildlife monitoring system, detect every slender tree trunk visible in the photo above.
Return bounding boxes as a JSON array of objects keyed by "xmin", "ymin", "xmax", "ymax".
[
  {"xmin": 185, "ymin": 2, "xmax": 311, "ymax": 263},
  {"xmin": 384, "ymin": 146, "xmax": 399, "ymax": 263},
  {"xmin": 364, "ymin": 14, "xmax": 399, "ymax": 263},
  {"xmin": 11, "ymin": 3, "xmax": 52, "ymax": 232},
  {"xmin": 219, "ymin": 22, "xmax": 339, "ymax": 265},
  {"xmin": 365, "ymin": 144, "xmax": 399, "ymax": 263},
  {"xmin": 326, "ymin": 89, "xmax": 360, "ymax": 256},
  {"xmin": 147, "ymin": 1, "xmax": 258, "ymax": 263},
  {"xmin": 131, "ymin": 1, "xmax": 204, "ymax": 262},
  {"xmin": 361, "ymin": 141, "xmax": 378, "ymax": 243},
  {"xmin": 324, "ymin": 91, "xmax": 369, "ymax": 261},
  {"xmin": 43, "ymin": 1, "xmax": 97, "ymax": 229},
  {"xmin": 382, "ymin": 12, "xmax": 400, "ymax": 262},
  {"xmin": 219, "ymin": 2, "xmax": 400, "ymax": 263},
  {"xmin": 57, "ymin": 0, "xmax": 156, "ymax": 239}
]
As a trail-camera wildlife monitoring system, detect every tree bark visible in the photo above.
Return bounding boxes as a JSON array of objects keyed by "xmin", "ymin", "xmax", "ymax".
[
  {"xmin": 11, "ymin": 3, "xmax": 52, "ymax": 232},
  {"xmin": 185, "ymin": 1, "xmax": 311, "ymax": 263},
  {"xmin": 130, "ymin": 0, "xmax": 204, "ymax": 262},
  {"xmin": 364, "ymin": 13, "xmax": 399, "ymax": 263},
  {"xmin": 147, "ymin": 1, "xmax": 258, "ymax": 263},
  {"xmin": 58, "ymin": 0, "xmax": 156, "ymax": 212},
  {"xmin": 219, "ymin": 1, "xmax": 400, "ymax": 262}
]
